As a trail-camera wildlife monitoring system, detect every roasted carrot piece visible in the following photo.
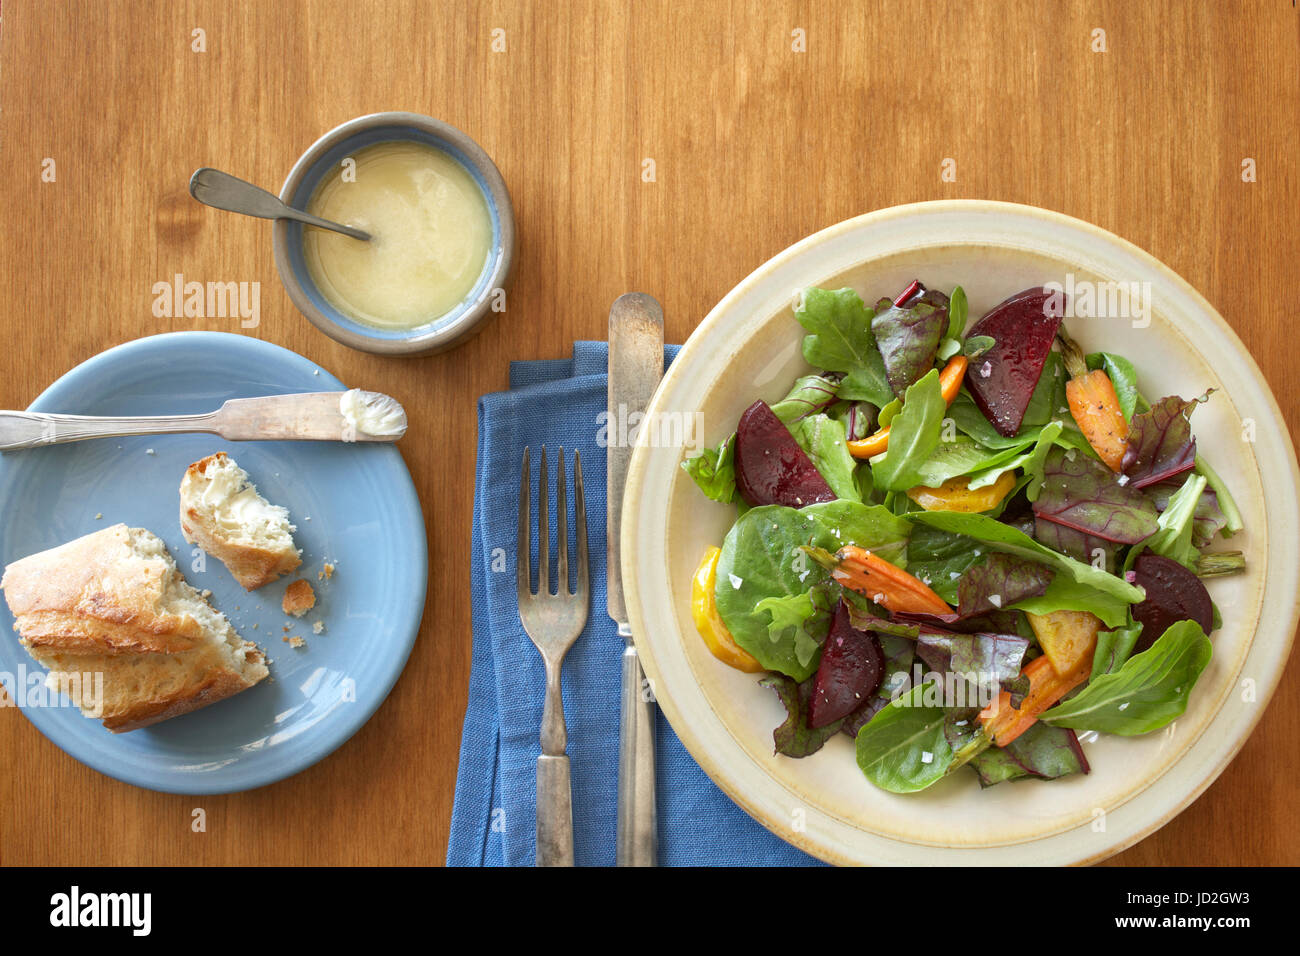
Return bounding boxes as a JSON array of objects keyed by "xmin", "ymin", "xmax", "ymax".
[
  {"xmin": 979, "ymin": 654, "xmax": 1092, "ymax": 747},
  {"xmin": 847, "ymin": 355, "xmax": 968, "ymax": 460},
  {"xmin": 821, "ymin": 544, "xmax": 952, "ymax": 614},
  {"xmin": 1058, "ymin": 330, "xmax": 1128, "ymax": 471}
]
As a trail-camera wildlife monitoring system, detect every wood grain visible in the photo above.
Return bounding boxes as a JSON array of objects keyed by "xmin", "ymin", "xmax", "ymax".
[{"xmin": 1, "ymin": 0, "xmax": 1296, "ymax": 866}]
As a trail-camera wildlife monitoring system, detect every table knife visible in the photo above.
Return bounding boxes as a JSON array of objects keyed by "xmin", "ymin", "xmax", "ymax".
[
  {"xmin": 0, "ymin": 391, "xmax": 406, "ymax": 450},
  {"xmin": 607, "ymin": 292, "xmax": 664, "ymax": 867}
]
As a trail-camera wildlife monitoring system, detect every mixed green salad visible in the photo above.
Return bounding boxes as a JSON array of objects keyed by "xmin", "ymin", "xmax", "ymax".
[{"xmin": 684, "ymin": 280, "xmax": 1244, "ymax": 793}]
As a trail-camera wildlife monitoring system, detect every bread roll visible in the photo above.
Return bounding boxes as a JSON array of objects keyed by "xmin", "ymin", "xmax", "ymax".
[
  {"xmin": 1, "ymin": 524, "xmax": 269, "ymax": 732},
  {"xmin": 180, "ymin": 452, "xmax": 301, "ymax": 590}
]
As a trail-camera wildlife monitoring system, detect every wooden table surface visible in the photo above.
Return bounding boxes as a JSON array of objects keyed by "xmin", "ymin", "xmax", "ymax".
[{"xmin": 1, "ymin": 0, "xmax": 1296, "ymax": 867}]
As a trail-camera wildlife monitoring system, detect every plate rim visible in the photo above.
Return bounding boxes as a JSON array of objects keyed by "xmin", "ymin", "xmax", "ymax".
[
  {"xmin": 622, "ymin": 199, "xmax": 1300, "ymax": 865},
  {"xmin": 0, "ymin": 330, "xmax": 429, "ymax": 795}
]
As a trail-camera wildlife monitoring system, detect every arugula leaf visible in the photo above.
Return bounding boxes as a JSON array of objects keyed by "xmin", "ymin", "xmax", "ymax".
[
  {"xmin": 871, "ymin": 291, "xmax": 948, "ymax": 398},
  {"xmin": 1086, "ymin": 352, "xmax": 1141, "ymax": 422},
  {"xmin": 906, "ymin": 510, "xmax": 1145, "ymax": 604},
  {"xmin": 910, "ymin": 435, "xmax": 1031, "ymax": 489},
  {"xmin": 963, "ymin": 335, "xmax": 996, "ymax": 358},
  {"xmin": 1033, "ymin": 445, "xmax": 1160, "ymax": 544},
  {"xmin": 759, "ymin": 674, "xmax": 847, "ymax": 757},
  {"xmin": 681, "ymin": 434, "xmax": 736, "ymax": 503},
  {"xmin": 968, "ymin": 722, "xmax": 1090, "ymax": 787},
  {"xmin": 1144, "ymin": 473, "xmax": 1208, "ymax": 568},
  {"xmin": 870, "ymin": 369, "xmax": 947, "ymax": 491},
  {"xmin": 967, "ymin": 420, "xmax": 1063, "ymax": 495},
  {"xmin": 1121, "ymin": 393, "xmax": 1211, "ymax": 488},
  {"xmin": 947, "ymin": 285, "xmax": 969, "ymax": 340},
  {"xmin": 715, "ymin": 502, "xmax": 912, "ymax": 679},
  {"xmin": 1194, "ymin": 455, "xmax": 1243, "ymax": 536},
  {"xmin": 786, "ymin": 413, "xmax": 861, "ymax": 503},
  {"xmin": 1020, "ymin": 351, "xmax": 1065, "ymax": 430},
  {"xmin": 855, "ymin": 684, "xmax": 953, "ymax": 793},
  {"xmin": 796, "ymin": 288, "xmax": 894, "ymax": 407},
  {"xmin": 1011, "ymin": 573, "xmax": 1132, "ymax": 628},
  {"xmin": 1040, "ymin": 620, "xmax": 1212, "ymax": 734},
  {"xmin": 948, "ymin": 391, "xmax": 1050, "ymax": 450},
  {"xmin": 1147, "ymin": 474, "xmax": 1227, "ymax": 550}
]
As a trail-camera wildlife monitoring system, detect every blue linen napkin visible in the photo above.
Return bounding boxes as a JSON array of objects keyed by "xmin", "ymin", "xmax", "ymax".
[{"xmin": 448, "ymin": 341, "xmax": 821, "ymax": 866}]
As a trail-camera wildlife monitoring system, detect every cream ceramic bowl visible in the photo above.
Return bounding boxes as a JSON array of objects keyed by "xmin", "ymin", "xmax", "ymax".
[{"xmin": 621, "ymin": 200, "xmax": 1300, "ymax": 865}]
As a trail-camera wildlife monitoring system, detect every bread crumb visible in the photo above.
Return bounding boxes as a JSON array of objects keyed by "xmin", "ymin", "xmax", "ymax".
[
  {"xmin": 283, "ymin": 635, "xmax": 306, "ymax": 648},
  {"xmin": 146, "ymin": 448, "xmax": 156, "ymax": 455},
  {"xmin": 312, "ymin": 621, "xmax": 325, "ymax": 634},
  {"xmin": 317, "ymin": 563, "xmax": 335, "ymax": 581},
  {"xmin": 283, "ymin": 579, "xmax": 316, "ymax": 617},
  {"xmin": 95, "ymin": 513, "xmax": 103, "ymax": 520},
  {"xmin": 201, "ymin": 589, "xmax": 212, "ymax": 598}
]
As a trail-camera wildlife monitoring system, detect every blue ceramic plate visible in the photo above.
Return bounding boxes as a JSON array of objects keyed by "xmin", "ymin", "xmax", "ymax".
[{"xmin": 0, "ymin": 332, "xmax": 427, "ymax": 793}]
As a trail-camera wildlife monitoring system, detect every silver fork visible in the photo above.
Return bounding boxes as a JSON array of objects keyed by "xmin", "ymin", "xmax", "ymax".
[{"xmin": 517, "ymin": 445, "xmax": 590, "ymax": 867}]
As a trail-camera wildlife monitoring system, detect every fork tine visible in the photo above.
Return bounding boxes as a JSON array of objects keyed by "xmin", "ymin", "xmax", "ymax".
[
  {"xmin": 517, "ymin": 446, "xmax": 531, "ymax": 604},
  {"xmin": 556, "ymin": 446, "xmax": 569, "ymax": 594},
  {"xmin": 574, "ymin": 450, "xmax": 589, "ymax": 602},
  {"xmin": 538, "ymin": 445, "xmax": 550, "ymax": 595}
]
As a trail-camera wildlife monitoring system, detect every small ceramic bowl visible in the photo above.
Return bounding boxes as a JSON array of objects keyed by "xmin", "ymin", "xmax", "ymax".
[{"xmin": 272, "ymin": 111, "xmax": 515, "ymax": 356}]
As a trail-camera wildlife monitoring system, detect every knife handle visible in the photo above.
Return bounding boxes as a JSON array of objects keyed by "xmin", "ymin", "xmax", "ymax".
[
  {"xmin": 616, "ymin": 643, "xmax": 658, "ymax": 866},
  {"xmin": 536, "ymin": 754, "xmax": 575, "ymax": 867}
]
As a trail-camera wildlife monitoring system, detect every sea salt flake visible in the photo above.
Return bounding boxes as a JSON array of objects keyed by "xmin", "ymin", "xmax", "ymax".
[
  {"xmin": 1118, "ymin": 702, "xmax": 1130, "ymax": 711},
  {"xmin": 988, "ymin": 594, "xmax": 1003, "ymax": 608},
  {"xmin": 978, "ymin": 361, "xmax": 992, "ymax": 379},
  {"xmin": 728, "ymin": 573, "xmax": 743, "ymax": 590},
  {"xmin": 1116, "ymin": 474, "xmax": 1130, "ymax": 486},
  {"xmin": 921, "ymin": 751, "xmax": 934, "ymax": 764}
]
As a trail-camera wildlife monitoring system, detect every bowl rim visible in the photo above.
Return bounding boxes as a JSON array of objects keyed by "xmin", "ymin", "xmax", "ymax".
[
  {"xmin": 272, "ymin": 111, "xmax": 516, "ymax": 356},
  {"xmin": 622, "ymin": 198, "xmax": 1300, "ymax": 865}
]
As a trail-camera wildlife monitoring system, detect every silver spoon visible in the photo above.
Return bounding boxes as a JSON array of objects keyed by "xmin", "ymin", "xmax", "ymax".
[{"xmin": 188, "ymin": 167, "xmax": 372, "ymax": 241}]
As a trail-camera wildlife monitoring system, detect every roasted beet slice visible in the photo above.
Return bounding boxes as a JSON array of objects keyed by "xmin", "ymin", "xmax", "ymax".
[
  {"xmin": 963, "ymin": 288, "xmax": 1063, "ymax": 437},
  {"xmin": 733, "ymin": 400, "xmax": 836, "ymax": 508},
  {"xmin": 1131, "ymin": 552, "xmax": 1213, "ymax": 652},
  {"xmin": 809, "ymin": 601, "xmax": 884, "ymax": 729}
]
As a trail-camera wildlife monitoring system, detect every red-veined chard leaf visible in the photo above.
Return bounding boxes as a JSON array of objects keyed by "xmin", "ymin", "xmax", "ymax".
[
  {"xmin": 913, "ymin": 627, "xmax": 1031, "ymax": 709},
  {"xmin": 1120, "ymin": 392, "xmax": 1211, "ymax": 488},
  {"xmin": 967, "ymin": 722, "xmax": 1090, "ymax": 787},
  {"xmin": 759, "ymin": 674, "xmax": 848, "ymax": 757},
  {"xmin": 956, "ymin": 552, "xmax": 1055, "ymax": 617},
  {"xmin": 871, "ymin": 288, "xmax": 949, "ymax": 399},
  {"xmin": 1033, "ymin": 445, "xmax": 1159, "ymax": 544}
]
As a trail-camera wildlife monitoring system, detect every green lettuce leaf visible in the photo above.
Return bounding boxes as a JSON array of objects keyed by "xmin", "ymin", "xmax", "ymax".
[
  {"xmin": 1040, "ymin": 620, "xmax": 1212, "ymax": 734},
  {"xmin": 855, "ymin": 684, "xmax": 953, "ymax": 793}
]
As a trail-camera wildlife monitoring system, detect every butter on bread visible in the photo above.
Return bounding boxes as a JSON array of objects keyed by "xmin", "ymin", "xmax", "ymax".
[
  {"xmin": 0, "ymin": 524, "xmax": 269, "ymax": 732},
  {"xmin": 180, "ymin": 452, "xmax": 301, "ymax": 590}
]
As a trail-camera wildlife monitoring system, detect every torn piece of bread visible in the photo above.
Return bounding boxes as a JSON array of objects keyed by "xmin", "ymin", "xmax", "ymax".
[
  {"xmin": 0, "ymin": 524, "xmax": 269, "ymax": 732},
  {"xmin": 282, "ymin": 579, "xmax": 315, "ymax": 618},
  {"xmin": 180, "ymin": 452, "xmax": 301, "ymax": 590}
]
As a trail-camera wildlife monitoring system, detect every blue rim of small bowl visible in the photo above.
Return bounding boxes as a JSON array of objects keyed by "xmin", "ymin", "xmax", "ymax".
[{"xmin": 273, "ymin": 112, "xmax": 516, "ymax": 356}]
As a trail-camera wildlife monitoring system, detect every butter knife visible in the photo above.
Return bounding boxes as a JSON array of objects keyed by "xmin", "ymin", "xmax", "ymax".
[
  {"xmin": 607, "ymin": 292, "xmax": 664, "ymax": 867},
  {"xmin": 0, "ymin": 390, "xmax": 407, "ymax": 450}
]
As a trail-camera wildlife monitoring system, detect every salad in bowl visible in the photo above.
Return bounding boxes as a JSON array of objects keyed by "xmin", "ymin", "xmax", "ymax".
[{"xmin": 682, "ymin": 279, "xmax": 1245, "ymax": 794}]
